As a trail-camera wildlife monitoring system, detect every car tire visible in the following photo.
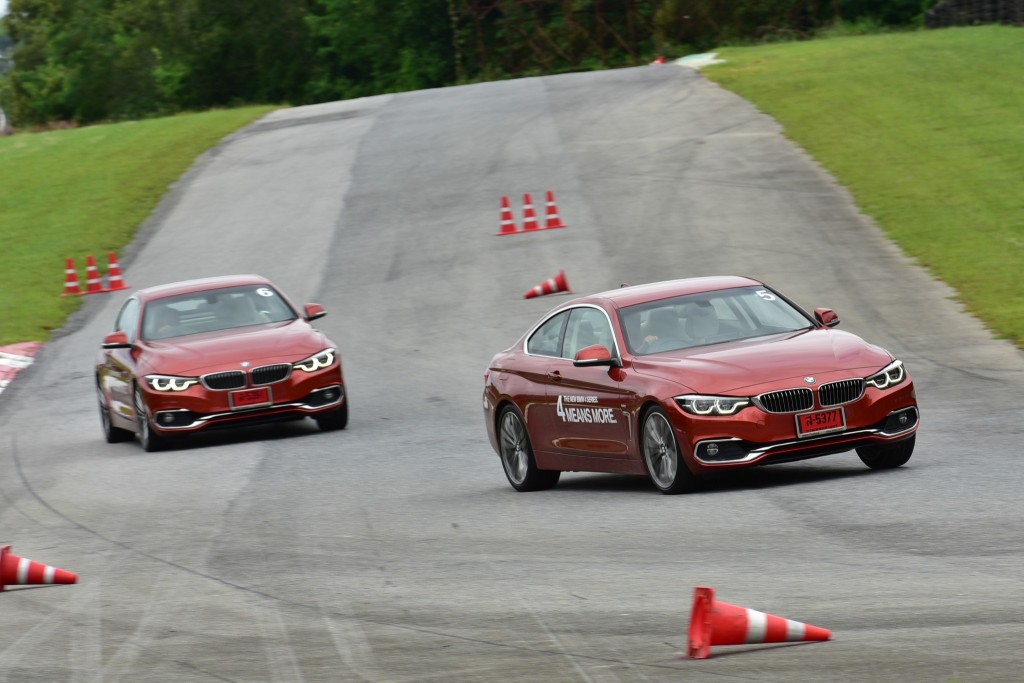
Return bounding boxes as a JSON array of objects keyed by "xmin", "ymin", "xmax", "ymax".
[
  {"xmin": 97, "ymin": 383, "xmax": 133, "ymax": 443},
  {"xmin": 134, "ymin": 385, "xmax": 167, "ymax": 452},
  {"xmin": 498, "ymin": 405, "xmax": 560, "ymax": 492},
  {"xmin": 857, "ymin": 434, "xmax": 914, "ymax": 470},
  {"xmin": 316, "ymin": 399, "xmax": 349, "ymax": 431},
  {"xmin": 641, "ymin": 406, "xmax": 701, "ymax": 494}
]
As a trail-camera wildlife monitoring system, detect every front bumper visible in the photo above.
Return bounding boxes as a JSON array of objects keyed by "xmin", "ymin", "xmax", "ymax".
[
  {"xmin": 673, "ymin": 380, "xmax": 919, "ymax": 472},
  {"xmin": 693, "ymin": 405, "xmax": 918, "ymax": 465},
  {"xmin": 141, "ymin": 364, "xmax": 345, "ymax": 434},
  {"xmin": 152, "ymin": 384, "xmax": 344, "ymax": 432}
]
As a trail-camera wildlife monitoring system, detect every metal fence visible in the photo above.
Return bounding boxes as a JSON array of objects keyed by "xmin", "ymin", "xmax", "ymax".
[{"xmin": 925, "ymin": 0, "xmax": 1024, "ymax": 27}]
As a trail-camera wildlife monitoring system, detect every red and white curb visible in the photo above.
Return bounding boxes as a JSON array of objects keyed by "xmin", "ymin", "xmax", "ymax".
[{"xmin": 0, "ymin": 342, "xmax": 43, "ymax": 396}]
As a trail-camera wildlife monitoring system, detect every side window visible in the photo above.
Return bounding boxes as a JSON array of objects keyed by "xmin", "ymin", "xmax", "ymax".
[
  {"xmin": 526, "ymin": 311, "xmax": 568, "ymax": 357},
  {"xmin": 115, "ymin": 299, "xmax": 140, "ymax": 342},
  {"xmin": 563, "ymin": 307, "xmax": 614, "ymax": 360}
]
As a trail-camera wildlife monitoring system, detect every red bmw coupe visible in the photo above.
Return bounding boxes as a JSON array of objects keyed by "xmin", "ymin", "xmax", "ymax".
[
  {"xmin": 96, "ymin": 275, "xmax": 347, "ymax": 451},
  {"xmin": 483, "ymin": 276, "xmax": 919, "ymax": 494}
]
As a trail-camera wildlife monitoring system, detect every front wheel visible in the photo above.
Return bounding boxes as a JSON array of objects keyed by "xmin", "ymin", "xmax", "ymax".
[
  {"xmin": 316, "ymin": 400, "xmax": 348, "ymax": 431},
  {"xmin": 498, "ymin": 405, "xmax": 559, "ymax": 492},
  {"xmin": 641, "ymin": 406, "xmax": 701, "ymax": 494},
  {"xmin": 857, "ymin": 435, "xmax": 914, "ymax": 469},
  {"xmin": 134, "ymin": 386, "xmax": 168, "ymax": 452},
  {"xmin": 98, "ymin": 384, "xmax": 132, "ymax": 443}
]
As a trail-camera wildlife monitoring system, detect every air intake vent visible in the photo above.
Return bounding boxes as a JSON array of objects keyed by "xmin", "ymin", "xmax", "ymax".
[
  {"xmin": 818, "ymin": 379, "xmax": 864, "ymax": 407},
  {"xmin": 756, "ymin": 388, "xmax": 813, "ymax": 413}
]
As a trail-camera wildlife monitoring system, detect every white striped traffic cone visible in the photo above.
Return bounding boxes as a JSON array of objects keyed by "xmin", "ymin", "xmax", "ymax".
[
  {"xmin": 521, "ymin": 193, "xmax": 539, "ymax": 232},
  {"xmin": 496, "ymin": 195, "xmax": 518, "ymax": 236},
  {"xmin": 523, "ymin": 270, "xmax": 570, "ymax": 299},
  {"xmin": 543, "ymin": 190, "xmax": 566, "ymax": 230},
  {"xmin": 0, "ymin": 544, "xmax": 78, "ymax": 591},
  {"xmin": 61, "ymin": 258, "xmax": 81, "ymax": 296},
  {"xmin": 83, "ymin": 255, "xmax": 103, "ymax": 294},
  {"xmin": 104, "ymin": 251, "xmax": 128, "ymax": 291},
  {"xmin": 687, "ymin": 586, "xmax": 831, "ymax": 659}
]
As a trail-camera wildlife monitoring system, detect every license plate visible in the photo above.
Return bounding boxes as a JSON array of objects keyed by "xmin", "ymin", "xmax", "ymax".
[
  {"xmin": 230, "ymin": 386, "xmax": 271, "ymax": 410},
  {"xmin": 796, "ymin": 407, "xmax": 846, "ymax": 438}
]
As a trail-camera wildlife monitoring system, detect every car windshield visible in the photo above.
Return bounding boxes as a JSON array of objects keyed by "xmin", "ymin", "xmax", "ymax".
[
  {"xmin": 618, "ymin": 286, "xmax": 814, "ymax": 355},
  {"xmin": 142, "ymin": 285, "xmax": 298, "ymax": 341}
]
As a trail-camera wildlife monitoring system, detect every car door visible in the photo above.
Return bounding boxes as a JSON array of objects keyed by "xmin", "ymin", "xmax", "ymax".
[
  {"xmin": 546, "ymin": 306, "xmax": 633, "ymax": 458},
  {"xmin": 515, "ymin": 310, "xmax": 569, "ymax": 453},
  {"xmin": 100, "ymin": 297, "xmax": 141, "ymax": 421}
]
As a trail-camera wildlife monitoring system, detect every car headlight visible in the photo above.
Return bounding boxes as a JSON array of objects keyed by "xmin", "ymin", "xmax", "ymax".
[
  {"xmin": 293, "ymin": 348, "xmax": 336, "ymax": 373},
  {"xmin": 675, "ymin": 395, "xmax": 751, "ymax": 416},
  {"xmin": 146, "ymin": 374, "xmax": 199, "ymax": 392},
  {"xmin": 865, "ymin": 359, "xmax": 906, "ymax": 390}
]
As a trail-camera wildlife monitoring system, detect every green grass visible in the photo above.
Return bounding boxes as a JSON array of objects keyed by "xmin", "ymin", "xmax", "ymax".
[
  {"xmin": 703, "ymin": 25, "xmax": 1024, "ymax": 348},
  {"xmin": 0, "ymin": 106, "xmax": 276, "ymax": 345}
]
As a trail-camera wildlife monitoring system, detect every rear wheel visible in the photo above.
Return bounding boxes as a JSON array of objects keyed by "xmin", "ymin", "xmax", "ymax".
[
  {"xmin": 316, "ymin": 400, "xmax": 349, "ymax": 431},
  {"xmin": 498, "ymin": 405, "xmax": 559, "ymax": 492},
  {"xmin": 641, "ymin": 406, "xmax": 701, "ymax": 494},
  {"xmin": 857, "ymin": 435, "xmax": 914, "ymax": 469},
  {"xmin": 134, "ymin": 385, "xmax": 167, "ymax": 452},
  {"xmin": 97, "ymin": 383, "xmax": 132, "ymax": 443}
]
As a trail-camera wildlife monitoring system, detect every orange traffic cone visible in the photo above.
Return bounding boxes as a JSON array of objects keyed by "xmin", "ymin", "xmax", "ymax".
[
  {"xmin": 104, "ymin": 251, "xmax": 128, "ymax": 291},
  {"xmin": 521, "ymin": 193, "xmax": 539, "ymax": 232},
  {"xmin": 83, "ymin": 255, "xmax": 103, "ymax": 294},
  {"xmin": 523, "ymin": 270, "xmax": 570, "ymax": 299},
  {"xmin": 61, "ymin": 258, "xmax": 82, "ymax": 297},
  {"xmin": 0, "ymin": 544, "xmax": 78, "ymax": 591},
  {"xmin": 496, "ymin": 196, "xmax": 519, "ymax": 236},
  {"xmin": 543, "ymin": 190, "xmax": 566, "ymax": 230},
  {"xmin": 687, "ymin": 586, "xmax": 831, "ymax": 659}
]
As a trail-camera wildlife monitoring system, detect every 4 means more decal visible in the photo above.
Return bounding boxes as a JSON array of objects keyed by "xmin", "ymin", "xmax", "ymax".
[{"xmin": 556, "ymin": 395, "xmax": 618, "ymax": 424}]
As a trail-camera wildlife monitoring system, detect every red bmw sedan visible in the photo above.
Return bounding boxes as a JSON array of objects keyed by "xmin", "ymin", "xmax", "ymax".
[
  {"xmin": 96, "ymin": 275, "xmax": 347, "ymax": 451},
  {"xmin": 483, "ymin": 276, "xmax": 919, "ymax": 494}
]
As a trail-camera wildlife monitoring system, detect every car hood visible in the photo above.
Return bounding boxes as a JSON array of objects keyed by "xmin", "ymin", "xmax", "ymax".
[
  {"xmin": 137, "ymin": 321, "xmax": 330, "ymax": 376},
  {"xmin": 631, "ymin": 328, "xmax": 893, "ymax": 394}
]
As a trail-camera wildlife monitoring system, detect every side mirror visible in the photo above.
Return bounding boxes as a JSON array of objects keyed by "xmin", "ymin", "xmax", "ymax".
[
  {"xmin": 814, "ymin": 308, "xmax": 840, "ymax": 328},
  {"xmin": 102, "ymin": 331, "xmax": 132, "ymax": 349},
  {"xmin": 304, "ymin": 303, "xmax": 327, "ymax": 322},
  {"xmin": 573, "ymin": 344, "xmax": 621, "ymax": 368}
]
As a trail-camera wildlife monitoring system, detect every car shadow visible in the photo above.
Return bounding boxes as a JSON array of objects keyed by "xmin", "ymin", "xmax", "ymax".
[
  {"xmin": 141, "ymin": 418, "xmax": 323, "ymax": 452},
  {"xmin": 556, "ymin": 461, "xmax": 885, "ymax": 495}
]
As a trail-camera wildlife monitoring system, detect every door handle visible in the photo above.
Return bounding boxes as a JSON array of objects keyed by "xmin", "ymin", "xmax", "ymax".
[{"xmin": 546, "ymin": 371, "xmax": 562, "ymax": 381}]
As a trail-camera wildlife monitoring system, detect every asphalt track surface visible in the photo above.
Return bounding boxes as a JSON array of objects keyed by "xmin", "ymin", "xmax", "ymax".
[{"xmin": 2, "ymin": 66, "xmax": 1023, "ymax": 683}]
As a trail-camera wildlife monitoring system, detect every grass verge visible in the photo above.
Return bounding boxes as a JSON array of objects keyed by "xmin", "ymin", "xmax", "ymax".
[
  {"xmin": 0, "ymin": 106, "xmax": 276, "ymax": 345},
  {"xmin": 704, "ymin": 25, "xmax": 1024, "ymax": 348}
]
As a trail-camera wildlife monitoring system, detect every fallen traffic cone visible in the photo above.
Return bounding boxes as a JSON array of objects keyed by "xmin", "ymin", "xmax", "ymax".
[
  {"xmin": 0, "ymin": 544, "xmax": 78, "ymax": 591},
  {"xmin": 521, "ymin": 193, "xmax": 539, "ymax": 232},
  {"xmin": 104, "ymin": 251, "xmax": 128, "ymax": 291},
  {"xmin": 83, "ymin": 255, "xmax": 103, "ymax": 295},
  {"xmin": 687, "ymin": 586, "xmax": 830, "ymax": 659},
  {"xmin": 61, "ymin": 258, "xmax": 82, "ymax": 297},
  {"xmin": 523, "ymin": 270, "xmax": 570, "ymax": 299},
  {"xmin": 543, "ymin": 190, "xmax": 566, "ymax": 230},
  {"xmin": 496, "ymin": 196, "xmax": 518, "ymax": 236}
]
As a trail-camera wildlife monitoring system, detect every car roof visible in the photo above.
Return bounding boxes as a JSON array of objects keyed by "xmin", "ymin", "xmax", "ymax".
[
  {"xmin": 582, "ymin": 275, "xmax": 764, "ymax": 309},
  {"xmin": 134, "ymin": 274, "xmax": 273, "ymax": 303}
]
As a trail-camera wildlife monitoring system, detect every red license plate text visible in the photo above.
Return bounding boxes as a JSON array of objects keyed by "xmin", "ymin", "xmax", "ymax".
[
  {"xmin": 231, "ymin": 387, "xmax": 270, "ymax": 409},
  {"xmin": 796, "ymin": 408, "xmax": 845, "ymax": 437}
]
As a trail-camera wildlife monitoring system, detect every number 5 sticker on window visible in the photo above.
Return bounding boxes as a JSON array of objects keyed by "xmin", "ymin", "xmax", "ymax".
[{"xmin": 756, "ymin": 290, "xmax": 776, "ymax": 301}]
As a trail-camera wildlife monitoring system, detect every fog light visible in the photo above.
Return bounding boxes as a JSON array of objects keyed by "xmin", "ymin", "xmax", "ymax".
[
  {"xmin": 706, "ymin": 443, "xmax": 719, "ymax": 457},
  {"xmin": 899, "ymin": 413, "xmax": 908, "ymax": 425},
  {"xmin": 161, "ymin": 414, "xmax": 175, "ymax": 424}
]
